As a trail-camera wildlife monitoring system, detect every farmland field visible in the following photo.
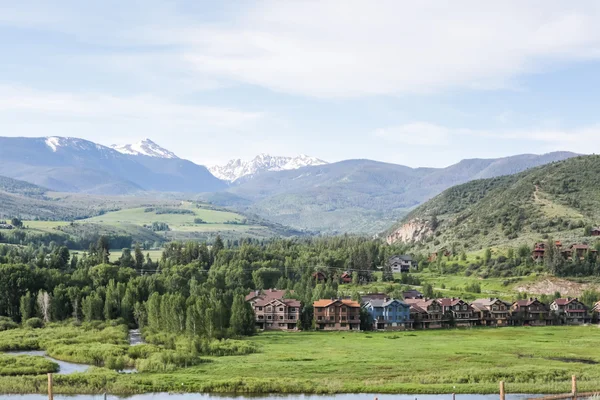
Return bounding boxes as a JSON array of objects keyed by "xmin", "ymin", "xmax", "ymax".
[{"xmin": 2, "ymin": 326, "xmax": 600, "ymax": 394}]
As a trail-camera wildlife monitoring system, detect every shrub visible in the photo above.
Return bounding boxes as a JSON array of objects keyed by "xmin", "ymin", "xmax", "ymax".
[
  {"xmin": 24, "ymin": 318, "xmax": 44, "ymax": 329},
  {"xmin": 0, "ymin": 317, "xmax": 18, "ymax": 332}
]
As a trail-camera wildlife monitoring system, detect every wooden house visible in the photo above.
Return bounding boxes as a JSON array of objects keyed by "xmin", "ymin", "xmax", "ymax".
[
  {"xmin": 340, "ymin": 271, "xmax": 353, "ymax": 284},
  {"xmin": 437, "ymin": 298, "xmax": 478, "ymax": 327},
  {"xmin": 313, "ymin": 299, "xmax": 361, "ymax": 330},
  {"xmin": 312, "ymin": 271, "xmax": 327, "ymax": 282},
  {"xmin": 511, "ymin": 298, "xmax": 552, "ymax": 326},
  {"xmin": 253, "ymin": 298, "xmax": 301, "ymax": 331},
  {"xmin": 471, "ymin": 298, "xmax": 511, "ymax": 326},
  {"xmin": 550, "ymin": 298, "xmax": 590, "ymax": 325},
  {"xmin": 388, "ymin": 255, "xmax": 417, "ymax": 273},
  {"xmin": 406, "ymin": 298, "xmax": 444, "ymax": 329}
]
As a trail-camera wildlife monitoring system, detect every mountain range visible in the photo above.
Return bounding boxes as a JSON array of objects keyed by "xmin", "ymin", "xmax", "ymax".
[
  {"xmin": 0, "ymin": 137, "xmax": 225, "ymax": 194},
  {"xmin": 386, "ymin": 155, "xmax": 600, "ymax": 251},
  {"xmin": 209, "ymin": 154, "xmax": 327, "ymax": 182},
  {"xmin": 0, "ymin": 136, "xmax": 579, "ymax": 234}
]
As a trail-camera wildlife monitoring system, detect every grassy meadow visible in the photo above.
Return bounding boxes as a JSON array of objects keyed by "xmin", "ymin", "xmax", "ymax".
[{"xmin": 3, "ymin": 326, "xmax": 600, "ymax": 394}]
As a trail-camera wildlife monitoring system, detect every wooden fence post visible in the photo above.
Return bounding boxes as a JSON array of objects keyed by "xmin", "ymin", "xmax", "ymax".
[
  {"xmin": 500, "ymin": 380, "xmax": 505, "ymax": 400},
  {"xmin": 572, "ymin": 375, "xmax": 577, "ymax": 400},
  {"xmin": 47, "ymin": 373, "xmax": 53, "ymax": 400}
]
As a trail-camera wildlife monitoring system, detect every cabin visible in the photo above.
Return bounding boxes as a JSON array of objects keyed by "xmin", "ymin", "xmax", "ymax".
[
  {"xmin": 561, "ymin": 244, "xmax": 597, "ymax": 261},
  {"xmin": 340, "ymin": 271, "xmax": 353, "ymax": 284},
  {"xmin": 437, "ymin": 298, "xmax": 478, "ymax": 327},
  {"xmin": 511, "ymin": 298, "xmax": 552, "ymax": 326},
  {"xmin": 253, "ymin": 298, "xmax": 301, "ymax": 330},
  {"xmin": 405, "ymin": 298, "xmax": 444, "ymax": 329},
  {"xmin": 532, "ymin": 243, "xmax": 546, "ymax": 261},
  {"xmin": 388, "ymin": 255, "xmax": 417, "ymax": 273},
  {"xmin": 312, "ymin": 271, "xmax": 327, "ymax": 282},
  {"xmin": 550, "ymin": 298, "xmax": 590, "ymax": 325},
  {"xmin": 313, "ymin": 299, "xmax": 361, "ymax": 330},
  {"xmin": 471, "ymin": 298, "xmax": 511, "ymax": 326},
  {"xmin": 592, "ymin": 228, "xmax": 600, "ymax": 237},
  {"xmin": 363, "ymin": 298, "xmax": 411, "ymax": 330},
  {"xmin": 360, "ymin": 293, "xmax": 388, "ymax": 304}
]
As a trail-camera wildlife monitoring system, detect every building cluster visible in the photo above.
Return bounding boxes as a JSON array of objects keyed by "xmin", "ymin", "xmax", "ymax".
[
  {"xmin": 532, "ymin": 241, "xmax": 598, "ymax": 262},
  {"xmin": 246, "ymin": 289, "xmax": 598, "ymax": 331}
]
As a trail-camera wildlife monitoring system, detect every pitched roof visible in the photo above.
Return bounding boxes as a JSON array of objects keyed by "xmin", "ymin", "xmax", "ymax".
[
  {"xmin": 403, "ymin": 290, "xmax": 423, "ymax": 299},
  {"xmin": 472, "ymin": 298, "xmax": 511, "ymax": 307},
  {"xmin": 437, "ymin": 298, "xmax": 464, "ymax": 307},
  {"xmin": 313, "ymin": 299, "xmax": 360, "ymax": 308},
  {"xmin": 389, "ymin": 254, "xmax": 414, "ymax": 262},
  {"xmin": 552, "ymin": 298, "xmax": 582, "ymax": 306},
  {"xmin": 245, "ymin": 289, "xmax": 290, "ymax": 302},
  {"xmin": 364, "ymin": 298, "xmax": 408, "ymax": 308},
  {"xmin": 255, "ymin": 298, "xmax": 301, "ymax": 308}
]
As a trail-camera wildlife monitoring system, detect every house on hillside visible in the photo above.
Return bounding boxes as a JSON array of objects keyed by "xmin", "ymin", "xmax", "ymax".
[
  {"xmin": 532, "ymin": 243, "xmax": 546, "ymax": 261},
  {"xmin": 312, "ymin": 271, "xmax": 327, "ymax": 282},
  {"xmin": 363, "ymin": 298, "xmax": 411, "ymax": 330},
  {"xmin": 0, "ymin": 223, "xmax": 13, "ymax": 230},
  {"xmin": 471, "ymin": 298, "xmax": 512, "ymax": 326},
  {"xmin": 340, "ymin": 271, "xmax": 353, "ymax": 284},
  {"xmin": 405, "ymin": 298, "xmax": 444, "ymax": 329},
  {"xmin": 511, "ymin": 298, "xmax": 552, "ymax": 326},
  {"xmin": 561, "ymin": 244, "xmax": 597, "ymax": 261},
  {"xmin": 360, "ymin": 293, "xmax": 388, "ymax": 304},
  {"xmin": 592, "ymin": 228, "xmax": 600, "ymax": 236},
  {"xmin": 253, "ymin": 298, "xmax": 301, "ymax": 330},
  {"xmin": 437, "ymin": 298, "xmax": 478, "ymax": 327},
  {"xmin": 388, "ymin": 255, "xmax": 417, "ymax": 273},
  {"xmin": 313, "ymin": 299, "xmax": 361, "ymax": 330},
  {"xmin": 550, "ymin": 298, "xmax": 589, "ymax": 325}
]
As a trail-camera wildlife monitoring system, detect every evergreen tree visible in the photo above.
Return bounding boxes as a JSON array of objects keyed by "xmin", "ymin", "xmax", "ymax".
[
  {"xmin": 229, "ymin": 294, "xmax": 255, "ymax": 336},
  {"xmin": 134, "ymin": 243, "xmax": 144, "ymax": 270},
  {"xmin": 119, "ymin": 248, "xmax": 134, "ymax": 269},
  {"xmin": 19, "ymin": 291, "xmax": 35, "ymax": 322}
]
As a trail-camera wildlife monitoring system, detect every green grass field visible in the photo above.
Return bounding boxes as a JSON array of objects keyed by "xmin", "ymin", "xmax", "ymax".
[
  {"xmin": 108, "ymin": 249, "xmax": 164, "ymax": 262},
  {"xmin": 2, "ymin": 326, "xmax": 600, "ymax": 394}
]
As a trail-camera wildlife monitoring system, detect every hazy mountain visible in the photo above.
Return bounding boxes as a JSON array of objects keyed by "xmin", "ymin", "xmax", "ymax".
[
  {"xmin": 209, "ymin": 153, "xmax": 327, "ymax": 182},
  {"xmin": 0, "ymin": 137, "xmax": 226, "ymax": 194},
  {"xmin": 386, "ymin": 155, "xmax": 600, "ymax": 251},
  {"xmin": 221, "ymin": 152, "xmax": 578, "ymax": 234},
  {"xmin": 110, "ymin": 139, "xmax": 178, "ymax": 159}
]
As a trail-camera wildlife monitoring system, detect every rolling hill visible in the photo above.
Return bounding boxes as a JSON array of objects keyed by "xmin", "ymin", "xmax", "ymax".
[
  {"xmin": 387, "ymin": 155, "xmax": 600, "ymax": 251},
  {"xmin": 222, "ymin": 152, "xmax": 579, "ymax": 234}
]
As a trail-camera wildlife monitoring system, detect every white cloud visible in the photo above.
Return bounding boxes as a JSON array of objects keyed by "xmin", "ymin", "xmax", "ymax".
[
  {"xmin": 5, "ymin": 1, "xmax": 600, "ymax": 98},
  {"xmin": 372, "ymin": 122, "xmax": 451, "ymax": 146},
  {"xmin": 374, "ymin": 121, "xmax": 600, "ymax": 154}
]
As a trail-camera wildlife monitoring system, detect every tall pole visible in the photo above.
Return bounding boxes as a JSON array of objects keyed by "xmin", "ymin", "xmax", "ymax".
[
  {"xmin": 499, "ymin": 381, "xmax": 505, "ymax": 400},
  {"xmin": 572, "ymin": 375, "xmax": 577, "ymax": 400},
  {"xmin": 47, "ymin": 373, "xmax": 53, "ymax": 400}
]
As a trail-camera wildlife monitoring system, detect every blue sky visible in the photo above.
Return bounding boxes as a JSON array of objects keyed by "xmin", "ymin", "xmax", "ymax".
[{"xmin": 2, "ymin": 1, "xmax": 600, "ymax": 167}]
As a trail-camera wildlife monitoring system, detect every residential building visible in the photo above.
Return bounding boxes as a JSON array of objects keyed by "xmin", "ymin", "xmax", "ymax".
[
  {"xmin": 437, "ymin": 298, "xmax": 478, "ymax": 327},
  {"xmin": 532, "ymin": 242, "xmax": 546, "ymax": 261},
  {"xmin": 360, "ymin": 293, "xmax": 388, "ymax": 304},
  {"xmin": 406, "ymin": 298, "xmax": 444, "ymax": 329},
  {"xmin": 550, "ymin": 298, "xmax": 590, "ymax": 325},
  {"xmin": 245, "ymin": 289, "xmax": 289, "ymax": 306},
  {"xmin": 363, "ymin": 298, "xmax": 411, "ymax": 330},
  {"xmin": 511, "ymin": 298, "xmax": 552, "ymax": 326},
  {"xmin": 340, "ymin": 272, "xmax": 352, "ymax": 283},
  {"xmin": 561, "ymin": 244, "xmax": 597, "ymax": 261},
  {"xmin": 591, "ymin": 228, "xmax": 600, "ymax": 237},
  {"xmin": 388, "ymin": 255, "xmax": 418, "ymax": 273},
  {"xmin": 312, "ymin": 271, "xmax": 327, "ymax": 282},
  {"xmin": 313, "ymin": 299, "xmax": 361, "ymax": 330},
  {"xmin": 471, "ymin": 298, "xmax": 512, "ymax": 326},
  {"xmin": 253, "ymin": 298, "xmax": 301, "ymax": 330}
]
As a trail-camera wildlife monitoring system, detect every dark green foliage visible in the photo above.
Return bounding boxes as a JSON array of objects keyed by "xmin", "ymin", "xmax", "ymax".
[{"xmin": 23, "ymin": 318, "xmax": 43, "ymax": 329}]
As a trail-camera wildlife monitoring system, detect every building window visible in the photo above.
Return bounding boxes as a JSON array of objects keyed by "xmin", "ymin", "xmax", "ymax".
[
  {"xmin": 267, "ymin": 307, "xmax": 272, "ymax": 312},
  {"xmin": 279, "ymin": 316, "xmax": 284, "ymax": 320},
  {"xmin": 342, "ymin": 307, "xmax": 347, "ymax": 312},
  {"xmin": 329, "ymin": 316, "xmax": 334, "ymax": 321},
  {"xmin": 341, "ymin": 316, "xmax": 347, "ymax": 321},
  {"xmin": 290, "ymin": 316, "xmax": 295, "ymax": 320},
  {"xmin": 318, "ymin": 316, "xmax": 323, "ymax": 321},
  {"xmin": 258, "ymin": 306, "xmax": 263, "ymax": 311},
  {"xmin": 258, "ymin": 315, "xmax": 264, "ymax": 320},
  {"xmin": 290, "ymin": 307, "xmax": 296, "ymax": 312},
  {"xmin": 279, "ymin": 308, "xmax": 284, "ymax": 312},
  {"xmin": 341, "ymin": 323, "xmax": 347, "ymax": 327},
  {"xmin": 267, "ymin": 316, "xmax": 272, "ymax": 320}
]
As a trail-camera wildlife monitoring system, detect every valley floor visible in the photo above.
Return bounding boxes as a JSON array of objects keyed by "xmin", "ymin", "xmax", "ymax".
[{"xmin": 4, "ymin": 327, "xmax": 600, "ymax": 395}]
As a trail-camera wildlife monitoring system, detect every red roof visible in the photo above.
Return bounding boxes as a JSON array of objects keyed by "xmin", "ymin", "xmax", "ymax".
[{"xmin": 553, "ymin": 298, "xmax": 579, "ymax": 306}]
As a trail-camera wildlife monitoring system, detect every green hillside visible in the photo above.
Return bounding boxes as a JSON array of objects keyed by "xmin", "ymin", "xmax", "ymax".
[{"xmin": 389, "ymin": 155, "xmax": 600, "ymax": 251}]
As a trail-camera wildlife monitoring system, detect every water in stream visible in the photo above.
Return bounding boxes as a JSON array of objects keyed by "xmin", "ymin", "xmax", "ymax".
[{"xmin": 5, "ymin": 350, "xmax": 89, "ymax": 374}]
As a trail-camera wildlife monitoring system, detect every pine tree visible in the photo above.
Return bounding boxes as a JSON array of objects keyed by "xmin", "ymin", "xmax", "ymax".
[
  {"xmin": 134, "ymin": 243, "xmax": 144, "ymax": 270},
  {"xmin": 19, "ymin": 292, "xmax": 35, "ymax": 322}
]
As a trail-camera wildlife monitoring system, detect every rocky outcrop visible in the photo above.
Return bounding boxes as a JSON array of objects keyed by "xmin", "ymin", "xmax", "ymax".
[{"xmin": 386, "ymin": 219, "xmax": 433, "ymax": 244}]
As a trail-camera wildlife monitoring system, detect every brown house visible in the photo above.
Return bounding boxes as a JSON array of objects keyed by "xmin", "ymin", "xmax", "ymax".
[
  {"xmin": 471, "ymin": 298, "xmax": 511, "ymax": 326},
  {"xmin": 532, "ymin": 242, "xmax": 546, "ymax": 261},
  {"xmin": 562, "ymin": 244, "xmax": 597, "ymax": 260},
  {"xmin": 253, "ymin": 298, "xmax": 301, "ymax": 330},
  {"xmin": 406, "ymin": 298, "xmax": 444, "ymax": 329},
  {"xmin": 592, "ymin": 228, "xmax": 600, "ymax": 236},
  {"xmin": 511, "ymin": 298, "xmax": 552, "ymax": 326},
  {"xmin": 312, "ymin": 271, "xmax": 327, "ymax": 282},
  {"xmin": 550, "ymin": 298, "xmax": 590, "ymax": 325},
  {"xmin": 245, "ymin": 289, "xmax": 290, "ymax": 306},
  {"xmin": 437, "ymin": 298, "xmax": 478, "ymax": 327},
  {"xmin": 313, "ymin": 299, "xmax": 361, "ymax": 330},
  {"xmin": 340, "ymin": 272, "xmax": 353, "ymax": 284}
]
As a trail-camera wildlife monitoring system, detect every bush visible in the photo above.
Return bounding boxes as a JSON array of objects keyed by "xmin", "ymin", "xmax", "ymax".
[
  {"xmin": 0, "ymin": 317, "xmax": 18, "ymax": 332},
  {"xmin": 24, "ymin": 318, "xmax": 44, "ymax": 329}
]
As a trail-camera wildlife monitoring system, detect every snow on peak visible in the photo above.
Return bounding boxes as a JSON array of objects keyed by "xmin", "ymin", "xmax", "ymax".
[
  {"xmin": 209, "ymin": 154, "xmax": 327, "ymax": 182},
  {"xmin": 45, "ymin": 137, "xmax": 61, "ymax": 152},
  {"xmin": 110, "ymin": 139, "xmax": 178, "ymax": 159},
  {"xmin": 44, "ymin": 136, "xmax": 99, "ymax": 152}
]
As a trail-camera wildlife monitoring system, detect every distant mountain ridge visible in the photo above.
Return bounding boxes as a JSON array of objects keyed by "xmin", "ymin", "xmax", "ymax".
[
  {"xmin": 110, "ymin": 139, "xmax": 178, "ymax": 159},
  {"xmin": 209, "ymin": 153, "xmax": 327, "ymax": 182},
  {"xmin": 0, "ymin": 136, "xmax": 225, "ymax": 194}
]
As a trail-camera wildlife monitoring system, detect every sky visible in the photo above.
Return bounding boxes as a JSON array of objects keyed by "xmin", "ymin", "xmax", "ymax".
[{"xmin": 3, "ymin": 1, "xmax": 600, "ymax": 167}]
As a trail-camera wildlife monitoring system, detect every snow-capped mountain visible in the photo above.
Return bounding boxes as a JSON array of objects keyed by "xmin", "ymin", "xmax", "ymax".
[
  {"xmin": 110, "ymin": 139, "xmax": 178, "ymax": 159},
  {"xmin": 209, "ymin": 154, "xmax": 328, "ymax": 182}
]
